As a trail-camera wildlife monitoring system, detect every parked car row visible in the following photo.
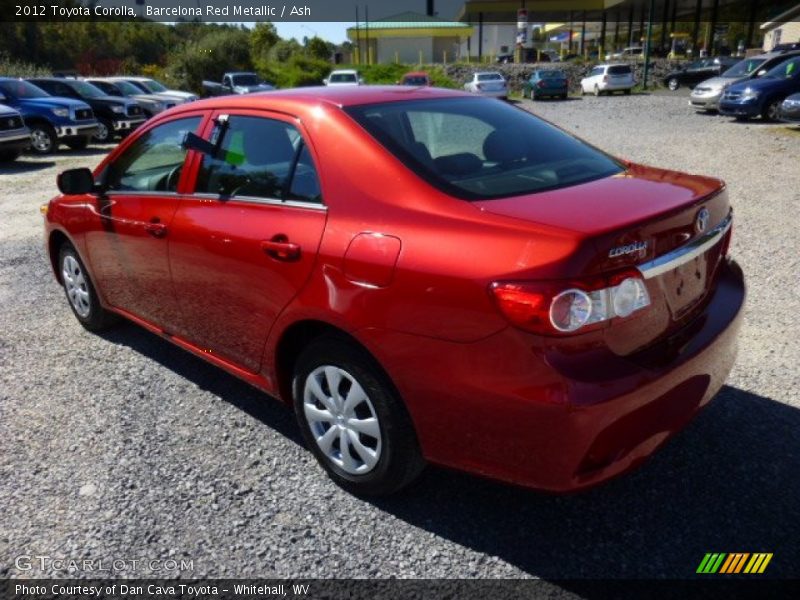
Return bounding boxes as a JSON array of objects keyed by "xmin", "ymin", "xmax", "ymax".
[
  {"xmin": 688, "ymin": 49, "xmax": 800, "ymax": 122},
  {"xmin": 0, "ymin": 75, "xmax": 197, "ymax": 161}
]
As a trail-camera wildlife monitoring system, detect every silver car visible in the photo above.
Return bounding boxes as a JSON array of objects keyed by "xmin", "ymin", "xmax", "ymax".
[
  {"xmin": 690, "ymin": 50, "xmax": 800, "ymax": 111},
  {"xmin": 464, "ymin": 72, "xmax": 508, "ymax": 99}
]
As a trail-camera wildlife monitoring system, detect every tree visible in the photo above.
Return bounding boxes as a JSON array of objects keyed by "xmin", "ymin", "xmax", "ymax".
[
  {"xmin": 305, "ymin": 36, "xmax": 332, "ymax": 61},
  {"xmin": 250, "ymin": 22, "xmax": 279, "ymax": 63}
]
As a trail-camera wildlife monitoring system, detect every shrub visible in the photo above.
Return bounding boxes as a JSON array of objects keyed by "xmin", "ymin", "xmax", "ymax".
[{"xmin": 0, "ymin": 52, "xmax": 51, "ymax": 78}]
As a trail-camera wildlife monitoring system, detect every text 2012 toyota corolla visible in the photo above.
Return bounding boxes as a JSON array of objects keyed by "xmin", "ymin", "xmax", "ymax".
[{"xmin": 44, "ymin": 86, "xmax": 744, "ymax": 495}]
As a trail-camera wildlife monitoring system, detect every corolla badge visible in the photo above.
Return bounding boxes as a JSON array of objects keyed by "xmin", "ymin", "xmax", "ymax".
[
  {"xmin": 696, "ymin": 207, "xmax": 710, "ymax": 233},
  {"xmin": 608, "ymin": 240, "xmax": 648, "ymax": 258}
]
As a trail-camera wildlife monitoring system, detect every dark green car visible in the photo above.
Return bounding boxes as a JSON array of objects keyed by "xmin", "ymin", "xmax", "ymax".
[{"xmin": 523, "ymin": 69, "xmax": 569, "ymax": 100}]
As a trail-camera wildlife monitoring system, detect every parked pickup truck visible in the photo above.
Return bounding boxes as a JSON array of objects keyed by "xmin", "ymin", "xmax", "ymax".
[
  {"xmin": 202, "ymin": 72, "xmax": 275, "ymax": 97},
  {"xmin": 0, "ymin": 77, "xmax": 98, "ymax": 154},
  {"xmin": 29, "ymin": 78, "xmax": 145, "ymax": 143},
  {"xmin": 0, "ymin": 103, "xmax": 30, "ymax": 161}
]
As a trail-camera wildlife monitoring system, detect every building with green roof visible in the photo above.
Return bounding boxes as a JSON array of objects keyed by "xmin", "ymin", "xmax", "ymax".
[{"xmin": 347, "ymin": 11, "xmax": 474, "ymax": 64}]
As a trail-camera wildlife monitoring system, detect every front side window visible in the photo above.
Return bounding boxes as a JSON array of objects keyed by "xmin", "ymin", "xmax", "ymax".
[
  {"xmin": 105, "ymin": 117, "xmax": 201, "ymax": 193},
  {"xmin": 766, "ymin": 56, "xmax": 800, "ymax": 79},
  {"xmin": 195, "ymin": 115, "xmax": 322, "ymax": 203},
  {"xmin": 346, "ymin": 97, "xmax": 622, "ymax": 201},
  {"xmin": 723, "ymin": 58, "xmax": 764, "ymax": 77},
  {"xmin": 142, "ymin": 79, "xmax": 168, "ymax": 93}
]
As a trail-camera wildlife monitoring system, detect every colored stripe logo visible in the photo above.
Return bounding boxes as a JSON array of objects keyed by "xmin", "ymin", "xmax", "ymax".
[{"xmin": 697, "ymin": 553, "xmax": 773, "ymax": 574}]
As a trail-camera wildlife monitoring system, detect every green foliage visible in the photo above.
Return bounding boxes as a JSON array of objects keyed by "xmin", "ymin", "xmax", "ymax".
[
  {"xmin": 334, "ymin": 64, "xmax": 458, "ymax": 89},
  {"xmin": 169, "ymin": 27, "xmax": 253, "ymax": 92},
  {"xmin": 0, "ymin": 52, "xmax": 51, "ymax": 78},
  {"xmin": 250, "ymin": 22, "xmax": 279, "ymax": 64},
  {"xmin": 258, "ymin": 56, "xmax": 332, "ymax": 88},
  {"xmin": 305, "ymin": 37, "xmax": 332, "ymax": 61}
]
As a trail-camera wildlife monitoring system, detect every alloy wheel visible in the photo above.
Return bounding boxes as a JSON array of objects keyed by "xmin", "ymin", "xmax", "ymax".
[
  {"xmin": 766, "ymin": 101, "xmax": 780, "ymax": 121},
  {"xmin": 62, "ymin": 255, "xmax": 91, "ymax": 318},
  {"xmin": 668, "ymin": 78, "xmax": 679, "ymax": 91},
  {"xmin": 93, "ymin": 122, "xmax": 110, "ymax": 142},
  {"xmin": 303, "ymin": 365, "xmax": 382, "ymax": 475},
  {"xmin": 31, "ymin": 128, "xmax": 53, "ymax": 153}
]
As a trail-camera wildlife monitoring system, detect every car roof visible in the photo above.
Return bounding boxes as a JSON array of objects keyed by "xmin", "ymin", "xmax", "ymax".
[
  {"xmin": 403, "ymin": 71, "xmax": 429, "ymax": 77},
  {"xmin": 330, "ymin": 69, "xmax": 358, "ymax": 74},
  {"xmin": 167, "ymin": 85, "xmax": 471, "ymax": 113},
  {"xmin": 475, "ymin": 71, "xmax": 503, "ymax": 76}
]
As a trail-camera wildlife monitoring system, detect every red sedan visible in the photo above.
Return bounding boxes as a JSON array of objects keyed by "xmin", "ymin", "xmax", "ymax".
[{"xmin": 44, "ymin": 86, "xmax": 745, "ymax": 495}]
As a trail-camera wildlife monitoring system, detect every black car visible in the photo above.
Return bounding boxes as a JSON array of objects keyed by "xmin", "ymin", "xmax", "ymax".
[
  {"xmin": 663, "ymin": 56, "xmax": 739, "ymax": 90},
  {"xmin": 28, "ymin": 78, "xmax": 146, "ymax": 143}
]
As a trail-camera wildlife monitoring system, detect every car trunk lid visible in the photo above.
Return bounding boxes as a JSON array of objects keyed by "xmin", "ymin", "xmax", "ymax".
[{"xmin": 475, "ymin": 163, "xmax": 732, "ymax": 354}]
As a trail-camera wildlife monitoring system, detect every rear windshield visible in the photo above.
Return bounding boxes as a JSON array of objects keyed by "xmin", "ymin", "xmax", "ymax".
[
  {"xmin": 402, "ymin": 76, "xmax": 429, "ymax": 86},
  {"xmin": 330, "ymin": 73, "xmax": 357, "ymax": 83},
  {"xmin": 722, "ymin": 57, "xmax": 765, "ymax": 77},
  {"xmin": 477, "ymin": 73, "xmax": 503, "ymax": 81},
  {"xmin": 345, "ymin": 97, "xmax": 622, "ymax": 201},
  {"xmin": 232, "ymin": 74, "xmax": 260, "ymax": 86},
  {"xmin": 608, "ymin": 65, "xmax": 632, "ymax": 75}
]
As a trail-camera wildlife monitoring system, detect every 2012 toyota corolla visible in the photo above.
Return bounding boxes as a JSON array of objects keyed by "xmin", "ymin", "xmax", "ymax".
[{"xmin": 43, "ymin": 86, "xmax": 745, "ymax": 496}]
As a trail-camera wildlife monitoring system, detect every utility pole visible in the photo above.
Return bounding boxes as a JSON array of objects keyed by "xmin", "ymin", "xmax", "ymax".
[{"xmin": 642, "ymin": 0, "xmax": 655, "ymax": 89}]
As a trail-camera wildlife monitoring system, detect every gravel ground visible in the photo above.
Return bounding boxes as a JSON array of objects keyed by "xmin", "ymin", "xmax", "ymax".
[{"xmin": 1, "ymin": 92, "xmax": 798, "ymax": 584}]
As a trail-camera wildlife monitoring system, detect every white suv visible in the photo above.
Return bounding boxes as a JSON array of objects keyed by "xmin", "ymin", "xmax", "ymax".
[
  {"xmin": 324, "ymin": 70, "xmax": 363, "ymax": 86},
  {"xmin": 581, "ymin": 64, "xmax": 635, "ymax": 96}
]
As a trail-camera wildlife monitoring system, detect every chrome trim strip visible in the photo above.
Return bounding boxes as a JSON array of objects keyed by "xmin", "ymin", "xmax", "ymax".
[
  {"xmin": 0, "ymin": 131, "xmax": 30, "ymax": 142},
  {"xmin": 637, "ymin": 213, "xmax": 732, "ymax": 280}
]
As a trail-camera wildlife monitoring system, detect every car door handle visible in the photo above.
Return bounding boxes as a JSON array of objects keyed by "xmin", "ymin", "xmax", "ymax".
[
  {"xmin": 261, "ymin": 237, "xmax": 301, "ymax": 261},
  {"xmin": 144, "ymin": 221, "xmax": 167, "ymax": 238}
]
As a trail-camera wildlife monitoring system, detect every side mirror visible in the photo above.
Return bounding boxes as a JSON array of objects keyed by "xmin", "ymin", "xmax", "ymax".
[
  {"xmin": 57, "ymin": 168, "xmax": 94, "ymax": 195},
  {"xmin": 757, "ymin": 69, "xmax": 767, "ymax": 76},
  {"xmin": 322, "ymin": 78, "xmax": 329, "ymax": 85},
  {"xmin": 0, "ymin": 92, "xmax": 6, "ymax": 102}
]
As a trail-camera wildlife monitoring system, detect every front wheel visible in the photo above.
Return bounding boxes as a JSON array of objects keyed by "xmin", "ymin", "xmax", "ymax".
[
  {"xmin": 58, "ymin": 244, "xmax": 118, "ymax": 331},
  {"xmin": 668, "ymin": 77, "xmax": 680, "ymax": 91},
  {"xmin": 624, "ymin": 88, "xmax": 632, "ymax": 95},
  {"xmin": 93, "ymin": 119, "xmax": 113, "ymax": 143},
  {"xmin": 293, "ymin": 337, "xmax": 425, "ymax": 496},
  {"xmin": 29, "ymin": 124, "xmax": 57, "ymax": 155},
  {"xmin": 762, "ymin": 99, "xmax": 781, "ymax": 121},
  {"xmin": 594, "ymin": 85, "xmax": 601, "ymax": 97}
]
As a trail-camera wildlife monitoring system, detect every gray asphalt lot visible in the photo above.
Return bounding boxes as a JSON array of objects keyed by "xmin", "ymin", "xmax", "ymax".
[{"xmin": 0, "ymin": 92, "xmax": 798, "ymax": 583}]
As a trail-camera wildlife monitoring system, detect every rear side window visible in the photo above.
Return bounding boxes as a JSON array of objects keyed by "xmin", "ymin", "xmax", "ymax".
[
  {"xmin": 194, "ymin": 115, "xmax": 322, "ymax": 203},
  {"xmin": 608, "ymin": 66, "xmax": 632, "ymax": 75},
  {"xmin": 345, "ymin": 97, "xmax": 622, "ymax": 201}
]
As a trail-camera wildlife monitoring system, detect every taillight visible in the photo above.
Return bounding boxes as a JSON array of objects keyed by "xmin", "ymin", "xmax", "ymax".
[
  {"xmin": 603, "ymin": 75, "xmax": 609, "ymax": 83},
  {"xmin": 490, "ymin": 270, "xmax": 651, "ymax": 335},
  {"xmin": 537, "ymin": 80, "xmax": 546, "ymax": 88}
]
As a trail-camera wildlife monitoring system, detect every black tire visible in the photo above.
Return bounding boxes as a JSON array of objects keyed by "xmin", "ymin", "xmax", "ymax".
[
  {"xmin": 93, "ymin": 119, "xmax": 114, "ymax": 143},
  {"xmin": 65, "ymin": 137, "xmax": 90, "ymax": 151},
  {"xmin": 594, "ymin": 85, "xmax": 601, "ymax": 97},
  {"xmin": 293, "ymin": 336, "xmax": 425, "ymax": 496},
  {"xmin": 668, "ymin": 77, "xmax": 680, "ymax": 91},
  {"xmin": 58, "ymin": 243, "xmax": 118, "ymax": 332},
  {"xmin": 560, "ymin": 93, "xmax": 568, "ymax": 100},
  {"xmin": 624, "ymin": 88, "xmax": 632, "ymax": 95},
  {"xmin": 0, "ymin": 150, "xmax": 20, "ymax": 162},
  {"xmin": 28, "ymin": 123, "xmax": 57, "ymax": 155},
  {"xmin": 762, "ymin": 99, "xmax": 781, "ymax": 121}
]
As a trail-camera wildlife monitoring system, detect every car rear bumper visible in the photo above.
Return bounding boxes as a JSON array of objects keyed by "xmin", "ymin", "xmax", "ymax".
[
  {"xmin": 359, "ymin": 258, "xmax": 745, "ymax": 492},
  {"xmin": 533, "ymin": 87, "xmax": 568, "ymax": 97},
  {"xmin": 600, "ymin": 82, "xmax": 634, "ymax": 91}
]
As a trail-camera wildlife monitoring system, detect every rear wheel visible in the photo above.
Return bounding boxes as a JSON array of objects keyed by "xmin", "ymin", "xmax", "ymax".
[
  {"xmin": 624, "ymin": 88, "xmax": 632, "ymax": 95},
  {"xmin": 29, "ymin": 124, "xmax": 57, "ymax": 155},
  {"xmin": 293, "ymin": 336, "xmax": 425, "ymax": 496},
  {"xmin": 58, "ymin": 243, "xmax": 118, "ymax": 331},
  {"xmin": 594, "ymin": 85, "xmax": 601, "ymax": 97}
]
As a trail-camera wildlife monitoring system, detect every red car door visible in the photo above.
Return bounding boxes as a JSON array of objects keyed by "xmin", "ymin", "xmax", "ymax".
[
  {"xmin": 84, "ymin": 114, "xmax": 206, "ymax": 328},
  {"xmin": 167, "ymin": 110, "xmax": 327, "ymax": 373}
]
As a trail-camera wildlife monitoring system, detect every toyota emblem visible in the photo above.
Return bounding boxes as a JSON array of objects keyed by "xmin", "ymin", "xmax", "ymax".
[{"xmin": 696, "ymin": 208, "xmax": 709, "ymax": 234}]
